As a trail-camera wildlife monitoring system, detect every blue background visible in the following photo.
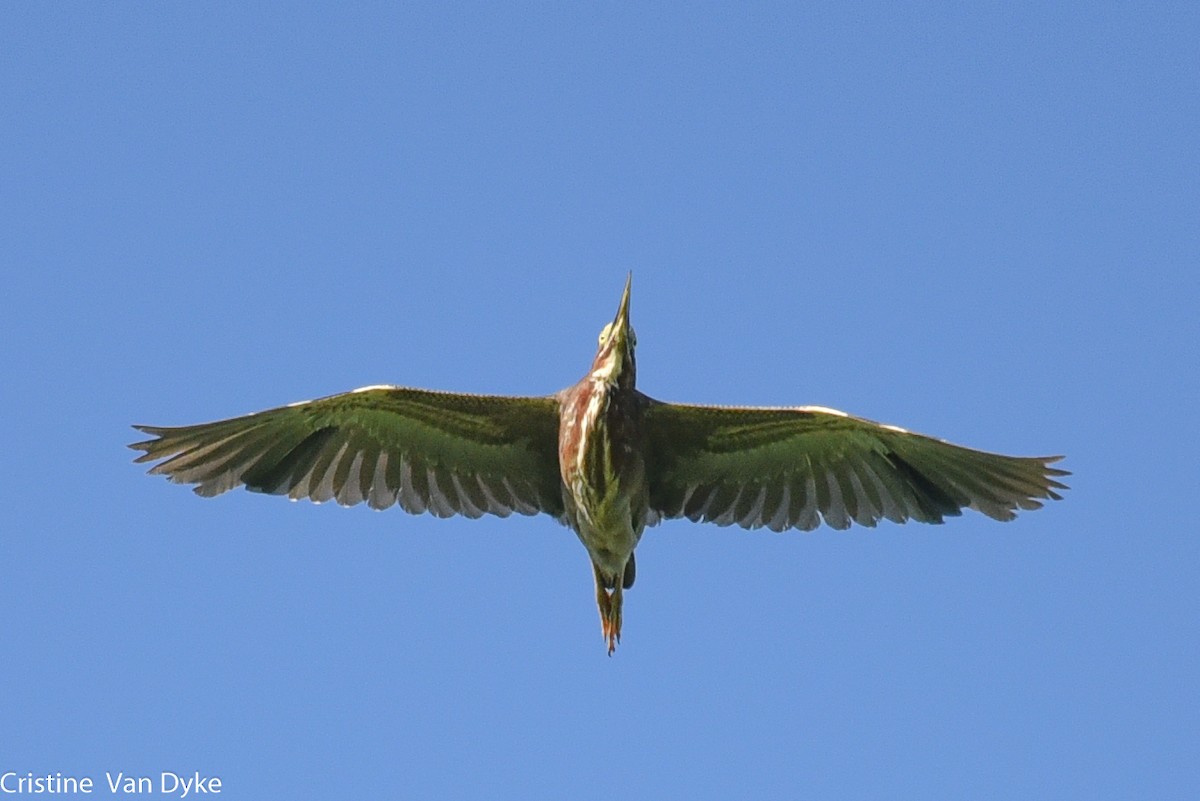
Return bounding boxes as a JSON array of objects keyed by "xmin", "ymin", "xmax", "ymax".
[{"xmin": 2, "ymin": 4, "xmax": 1196, "ymax": 799}]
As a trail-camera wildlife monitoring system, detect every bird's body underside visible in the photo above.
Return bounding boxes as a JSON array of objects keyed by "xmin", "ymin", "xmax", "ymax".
[
  {"xmin": 131, "ymin": 275, "xmax": 1068, "ymax": 654},
  {"xmin": 556, "ymin": 283, "xmax": 648, "ymax": 650}
]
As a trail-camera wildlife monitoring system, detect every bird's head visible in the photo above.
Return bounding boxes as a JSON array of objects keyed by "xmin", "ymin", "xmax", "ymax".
[{"xmin": 590, "ymin": 273, "xmax": 637, "ymax": 388}]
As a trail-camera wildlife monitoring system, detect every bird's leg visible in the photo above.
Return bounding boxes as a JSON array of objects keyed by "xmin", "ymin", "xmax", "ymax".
[
  {"xmin": 592, "ymin": 563, "xmax": 623, "ymax": 655},
  {"xmin": 593, "ymin": 563, "xmax": 612, "ymax": 650},
  {"xmin": 608, "ymin": 582, "xmax": 623, "ymax": 655}
]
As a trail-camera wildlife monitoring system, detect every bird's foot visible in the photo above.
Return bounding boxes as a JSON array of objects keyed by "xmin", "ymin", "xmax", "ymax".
[
  {"xmin": 595, "ymin": 586, "xmax": 623, "ymax": 655},
  {"xmin": 592, "ymin": 562, "xmax": 625, "ymax": 655},
  {"xmin": 601, "ymin": 608, "xmax": 621, "ymax": 656}
]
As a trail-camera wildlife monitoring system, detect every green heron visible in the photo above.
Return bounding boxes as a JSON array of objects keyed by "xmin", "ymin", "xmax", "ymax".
[{"xmin": 131, "ymin": 275, "xmax": 1067, "ymax": 654}]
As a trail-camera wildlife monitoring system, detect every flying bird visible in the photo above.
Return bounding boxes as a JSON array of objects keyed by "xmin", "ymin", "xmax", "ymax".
[{"xmin": 131, "ymin": 275, "xmax": 1068, "ymax": 653}]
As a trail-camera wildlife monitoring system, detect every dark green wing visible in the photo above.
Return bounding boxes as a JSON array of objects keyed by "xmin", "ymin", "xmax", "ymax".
[
  {"xmin": 131, "ymin": 386, "xmax": 564, "ymax": 519},
  {"xmin": 642, "ymin": 398, "xmax": 1067, "ymax": 531}
]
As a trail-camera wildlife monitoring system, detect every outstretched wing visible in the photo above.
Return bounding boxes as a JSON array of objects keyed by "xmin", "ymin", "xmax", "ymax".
[
  {"xmin": 131, "ymin": 386, "xmax": 564, "ymax": 519},
  {"xmin": 642, "ymin": 399, "xmax": 1067, "ymax": 531}
]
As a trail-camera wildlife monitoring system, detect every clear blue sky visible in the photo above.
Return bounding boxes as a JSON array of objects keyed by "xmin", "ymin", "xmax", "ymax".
[{"xmin": 2, "ymin": 4, "xmax": 1196, "ymax": 799}]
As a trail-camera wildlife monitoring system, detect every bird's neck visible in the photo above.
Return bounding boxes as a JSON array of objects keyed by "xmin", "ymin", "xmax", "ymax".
[{"xmin": 589, "ymin": 354, "xmax": 636, "ymax": 390}]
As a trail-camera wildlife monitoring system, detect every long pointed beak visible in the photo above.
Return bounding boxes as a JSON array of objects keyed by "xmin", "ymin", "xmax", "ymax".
[{"xmin": 610, "ymin": 273, "xmax": 632, "ymax": 348}]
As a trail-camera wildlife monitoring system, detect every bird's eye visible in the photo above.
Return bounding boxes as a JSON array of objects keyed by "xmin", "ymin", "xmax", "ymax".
[
  {"xmin": 598, "ymin": 323, "xmax": 612, "ymax": 345},
  {"xmin": 630, "ymin": 328, "xmax": 637, "ymax": 348}
]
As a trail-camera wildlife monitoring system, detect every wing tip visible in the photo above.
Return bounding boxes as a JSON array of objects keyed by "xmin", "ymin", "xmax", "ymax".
[
  {"xmin": 1040, "ymin": 455, "xmax": 1071, "ymax": 494},
  {"xmin": 129, "ymin": 424, "xmax": 173, "ymax": 464}
]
